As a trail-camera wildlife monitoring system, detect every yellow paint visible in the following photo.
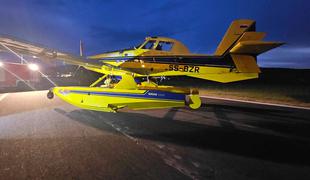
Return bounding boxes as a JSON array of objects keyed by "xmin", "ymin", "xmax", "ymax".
[
  {"xmin": 114, "ymin": 74, "xmax": 137, "ymax": 90},
  {"xmin": 231, "ymin": 54, "xmax": 260, "ymax": 73},
  {"xmin": 53, "ymin": 86, "xmax": 186, "ymax": 112},
  {"xmin": 188, "ymin": 94, "xmax": 201, "ymax": 109},
  {"xmin": 214, "ymin": 19, "xmax": 255, "ymax": 56},
  {"xmin": 189, "ymin": 73, "xmax": 258, "ymax": 83},
  {"xmin": 51, "ymin": 74, "xmax": 202, "ymax": 112}
]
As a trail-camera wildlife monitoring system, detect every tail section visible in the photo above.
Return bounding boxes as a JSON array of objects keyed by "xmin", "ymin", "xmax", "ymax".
[
  {"xmin": 189, "ymin": 20, "xmax": 283, "ymax": 83},
  {"xmin": 215, "ymin": 19, "xmax": 284, "ymax": 74}
]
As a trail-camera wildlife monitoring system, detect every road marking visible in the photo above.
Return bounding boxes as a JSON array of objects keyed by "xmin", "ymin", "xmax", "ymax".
[
  {"xmin": 0, "ymin": 94, "xmax": 8, "ymax": 102},
  {"xmin": 201, "ymin": 95, "xmax": 310, "ymax": 110}
]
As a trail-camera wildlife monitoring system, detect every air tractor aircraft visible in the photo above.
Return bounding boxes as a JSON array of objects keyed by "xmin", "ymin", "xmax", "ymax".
[{"xmin": 0, "ymin": 19, "xmax": 283, "ymax": 112}]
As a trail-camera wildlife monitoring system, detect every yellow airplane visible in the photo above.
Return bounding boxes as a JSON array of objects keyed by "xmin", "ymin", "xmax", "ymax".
[{"xmin": 0, "ymin": 19, "xmax": 283, "ymax": 112}]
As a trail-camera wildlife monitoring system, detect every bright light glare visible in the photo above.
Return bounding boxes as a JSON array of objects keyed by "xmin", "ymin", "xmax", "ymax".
[
  {"xmin": 0, "ymin": 62, "xmax": 3, "ymax": 67},
  {"xmin": 28, "ymin": 63, "xmax": 39, "ymax": 71}
]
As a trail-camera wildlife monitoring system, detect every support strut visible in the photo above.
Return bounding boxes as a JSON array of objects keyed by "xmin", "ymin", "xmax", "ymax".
[{"xmin": 90, "ymin": 74, "xmax": 108, "ymax": 87}]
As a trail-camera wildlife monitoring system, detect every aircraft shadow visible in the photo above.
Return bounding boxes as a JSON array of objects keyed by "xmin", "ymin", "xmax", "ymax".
[{"xmin": 54, "ymin": 104, "xmax": 310, "ymax": 166}]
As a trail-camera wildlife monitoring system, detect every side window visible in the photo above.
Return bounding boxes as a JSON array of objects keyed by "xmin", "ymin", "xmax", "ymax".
[
  {"xmin": 142, "ymin": 40, "xmax": 156, "ymax": 49},
  {"xmin": 155, "ymin": 41, "xmax": 173, "ymax": 51}
]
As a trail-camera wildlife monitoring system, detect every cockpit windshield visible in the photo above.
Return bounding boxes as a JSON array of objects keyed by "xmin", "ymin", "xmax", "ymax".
[
  {"xmin": 155, "ymin": 41, "xmax": 173, "ymax": 51},
  {"xmin": 141, "ymin": 40, "xmax": 156, "ymax": 49}
]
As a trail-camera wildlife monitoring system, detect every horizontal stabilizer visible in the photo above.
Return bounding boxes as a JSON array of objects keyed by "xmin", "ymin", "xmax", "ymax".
[{"xmin": 230, "ymin": 41, "xmax": 284, "ymax": 55}]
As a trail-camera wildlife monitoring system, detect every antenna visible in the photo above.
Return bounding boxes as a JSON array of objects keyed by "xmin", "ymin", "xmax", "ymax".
[{"xmin": 79, "ymin": 40, "xmax": 84, "ymax": 57}]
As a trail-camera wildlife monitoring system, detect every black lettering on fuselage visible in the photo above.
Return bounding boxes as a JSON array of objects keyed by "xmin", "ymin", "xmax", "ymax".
[
  {"xmin": 194, "ymin": 67, "xmax": 199, "ymax": 73},
  {"xmin": 189, "ymin": 66, "xmax": 194, "ymax": 72},
  {"xmin": 167, "ymin": 64, "xmax": 200, "ymax": 73}
]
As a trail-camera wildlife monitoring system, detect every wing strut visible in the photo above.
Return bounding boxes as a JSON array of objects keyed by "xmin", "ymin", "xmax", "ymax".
[{"xmin": 90, "ymin": 74, "xmax": 108, "ymax": 87}]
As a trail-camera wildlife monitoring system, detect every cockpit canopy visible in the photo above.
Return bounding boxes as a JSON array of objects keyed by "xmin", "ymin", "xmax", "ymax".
[
  {"xmin": 138, "ymin": 37, "xmax": 190, "ymax": 54},
  {"xmin": 141, "ymin": 40, "xmax": 173, "ymax": 51}
]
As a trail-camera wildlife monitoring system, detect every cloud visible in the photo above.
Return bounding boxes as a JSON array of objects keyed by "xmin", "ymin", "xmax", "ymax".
[
  {"xmin": 261, "ymin": 46, "xmax": 310, "ymax": 59},
  {"xmin": 277, "ymin": 47, "xmax": 310, "ymax": 54},
  {"xmin": 259, "ymin": 46, "xmax": 310, "ymax": 68}
]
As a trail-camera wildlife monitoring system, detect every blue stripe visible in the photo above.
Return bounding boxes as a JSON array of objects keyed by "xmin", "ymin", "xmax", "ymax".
[{"xmin": 68, "ymin": 90, "xmax": 185, "ymax": 101}]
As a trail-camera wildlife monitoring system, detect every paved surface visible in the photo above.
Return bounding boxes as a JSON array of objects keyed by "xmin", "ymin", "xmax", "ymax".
[{"xmin": 0, "ymin": 91, "xmax": 310, "ymax": 180}]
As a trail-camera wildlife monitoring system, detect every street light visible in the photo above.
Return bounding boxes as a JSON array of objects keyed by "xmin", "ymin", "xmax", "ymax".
[{"xmin": 28, "ymin": 63, "xmax": 39, "ymax": 71}]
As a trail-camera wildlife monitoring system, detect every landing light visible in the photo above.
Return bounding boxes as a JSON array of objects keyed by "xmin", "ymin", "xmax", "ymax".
[{"xmin": 28, "ymin": 63, "xmax": 39, "ymax": 71}]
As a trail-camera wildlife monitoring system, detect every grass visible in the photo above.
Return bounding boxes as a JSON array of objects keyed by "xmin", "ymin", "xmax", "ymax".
[
  {"xmin": 199, "ymin": 85, "xmax": 310, "ymax": 107},
  {"xmin": 161, "ymin": 76, "xmax": 310, "ymax": 108}
]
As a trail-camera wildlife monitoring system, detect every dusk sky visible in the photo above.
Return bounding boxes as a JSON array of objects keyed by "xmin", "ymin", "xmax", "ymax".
[{"xmin": 0, "ymin": 0, "xmax": 309, "ymax": 68}]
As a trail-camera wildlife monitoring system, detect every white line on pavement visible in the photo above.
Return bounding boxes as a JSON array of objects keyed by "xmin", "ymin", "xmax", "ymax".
[{"xmin": 200, "ymin": 95, "xmax": 310, "ymax": 110}]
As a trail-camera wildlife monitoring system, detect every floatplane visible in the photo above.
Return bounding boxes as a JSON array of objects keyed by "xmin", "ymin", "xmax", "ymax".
[{"xmin": 0, "ymin": 19, "xmax": 283, "ymax": 112}]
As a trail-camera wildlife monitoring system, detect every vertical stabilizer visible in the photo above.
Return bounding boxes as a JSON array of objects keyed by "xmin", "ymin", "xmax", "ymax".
[{"xmin": 214, "ymin": 19, "xmax": 256, "ymax": 56}]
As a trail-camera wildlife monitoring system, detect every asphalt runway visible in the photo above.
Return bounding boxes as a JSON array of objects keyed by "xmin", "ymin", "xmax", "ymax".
[{"xmin": 0, "ymin": 91, "xmax": 310, "ymax": 180}]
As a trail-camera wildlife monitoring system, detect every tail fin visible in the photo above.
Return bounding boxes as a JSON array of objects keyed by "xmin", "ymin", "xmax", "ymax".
[
  {"xmin": 214, "ymin": 19, "xmax": 256, "ymax": 56},
  {"xmin": 215, "ymin": 19, "xmax": 284, "ymax": 73}
]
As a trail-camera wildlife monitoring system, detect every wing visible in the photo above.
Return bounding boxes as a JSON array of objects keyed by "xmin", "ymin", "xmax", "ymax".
[{"xmin": 0, "ymin": 35, "xmax": 102, "ymax": 69}]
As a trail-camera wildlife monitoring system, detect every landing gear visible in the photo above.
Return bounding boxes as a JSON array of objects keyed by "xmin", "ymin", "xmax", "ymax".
[
  {"xmin": 47, "ymin": 89, "xmax": 54, "ymax": 99},
  {"xmin": 147, "ymin": 75, "xmax": 150, "ymax": 83},
  {"xmin": 185, "ymin": 89, "xmax": 201, "ymax": 109}
]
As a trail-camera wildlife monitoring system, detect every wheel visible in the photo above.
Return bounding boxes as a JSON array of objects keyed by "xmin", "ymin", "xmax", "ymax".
[{"xmin": 47, "ymin": 90, "xmax": 54, "ymax": 99}]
